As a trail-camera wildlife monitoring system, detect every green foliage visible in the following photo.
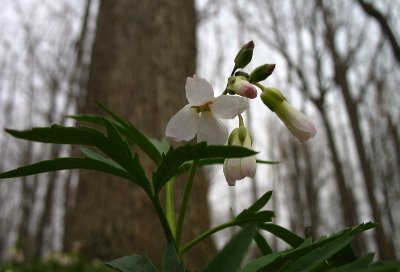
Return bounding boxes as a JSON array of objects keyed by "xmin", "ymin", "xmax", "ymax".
[
  {"xmin": 69, "ymin": 102, "xmax": 162, "ymax": 164},
  {"xmin": 240, "ymin": 222, "xmax": 400, "ymax": 272},
  {"xmin": 162, "ymin": 242, "xmax": 184, "ymax": 272},
  {"xmin": 1, "ymin": 104, "xmax": 399, "ymax": 272},
  {"xmin": 105, "ymin": 255, "xmax": 157, "ymax": 272},
  {"xmin": 259, "ymin": 223, "xmax": 305, "ymax": 248},
  {"xmin": 202, "ymin": 224, "xmax": 257, "ymax": 272}
]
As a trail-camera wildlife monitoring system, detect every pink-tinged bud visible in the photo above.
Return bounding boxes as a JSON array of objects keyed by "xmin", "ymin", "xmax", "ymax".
[
  {"xmin": 223, "ymin": 127, "xmax": 257, "ymax": 186},
  {"xmin": 227, "ymin": 76, "xmax": 257, "ymax": 99},
  {"xmin": 275, "ymin": 101, "xmax": 317, "ymax": 143}
]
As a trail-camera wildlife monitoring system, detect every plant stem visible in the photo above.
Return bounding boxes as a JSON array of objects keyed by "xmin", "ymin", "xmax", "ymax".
[
  {"xmin": 254, "ymin": 82, "xmax": 265, "ymax": 91},
  {"xmin": 175, "ymin": 159, "xmax": 200, "ymax": 246},
  {"xmin": 181, "ymin": 220, "xmax": 237, "ymax": 254},
  {"xmin": 166, "ymin": 177, "xmax": 176, "ymax": 236},
  {"xmin": 151, "ymin": 194, "xmax": 176, "ymax": 246},
  {"xmin": 222, "ymin": 66, "xmax": 238, "ymax": 95}
]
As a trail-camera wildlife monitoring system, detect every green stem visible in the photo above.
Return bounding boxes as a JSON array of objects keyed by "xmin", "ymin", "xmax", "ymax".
[
  {"xmin": 181, "ymin": 220, "xmax": 237, "ymax": 255},
  {"xmin": 151, "ymin": 194, "xmax": 176, "ymax": 246},
  {"xmin": 222, "ymin": 66, "xmax": 238, "ymax": 95},
  {"xmin": 166, "ymin": 178, "xmax": 176, "ymax": 236},
  {"xmin": 238, "ymin": 114, "xmax": 244, "ymax": 127},
  {"xmin": 254, "ymin": 82, "xmax": 265, "ymax": 91},
  {"xmin": 176, "ymin": 159, "xmax": 200, "ymax": 246},
  {"xmin": 230, "ymin": 66, "xmax": 237, "ymax": 76}
]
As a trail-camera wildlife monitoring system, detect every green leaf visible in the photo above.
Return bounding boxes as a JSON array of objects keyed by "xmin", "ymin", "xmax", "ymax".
[
  {"xmin": 277, "ymin": 233, "xmax": 355, "ymax": 272},
  {"xmin": 327, "ymin": 253, "xmax": 374, "ymax": 271},
  {"xmin": 97, "ymin": 101, "xmax": 162, "ymax": 164},
  {"xmin": 80, "ymin": 147, "xmax": 122, "ymax": 169},
  {"xmin": 241, "ymin": 252, "xmax": 282, "ymax": 272},
  {"xmin": 150, "ymin": 137, "xmax": 171, "ymax": 155},
  {"xmin": 202, "ymin": 224, "xmax": 257, "ymax": 272},
  {"xmin": 5, "ymin": 125, "xmax": 105, "ymax": 146},
  {"xmin": 0, "ymin": 157, "xmax": 134, "ymax": 182},
  {"xmin": 236, "ymin": 211, "xmax": 275, "ymax": 224},
  {"xmin": 237, "ymin": 191, "xmax": 273, "ymax": 217},
  {"xmin": 253, "ymin": 231, "xmax": 273, "ymax": 255},
  {"xmin": 68, "ymin": 113, "xmax": 162, "ymax": 164},
  {"xmin": 93, "ymin": 118, "xmax": 150, "ymax": 190},
  {"xmin": 248, "ymin": 223, "xmax": 375, "ymax": 272},
  {"xmin": 105, "ymin": 255, "xmax": 157, "ymax": 272},
  {"xmin": 256, "ymin": 159, "xmax": 280, "ymax": 164},
  {"xmin": 162, "ymin": 242, "xmax": 184, "ymax": 272},
  {"xmin": 259, "ymin": 223, "xmax": 305, "ymax": 248},
  {"xmin": 328, "ymin": 243, "xmax": 358, "ymax": 267},
  {"xmin": 2, "ymin": 121, "xmax": 150, "ymax": 190},
  {"xmin": 153, "ymin": 142, "xmax": 257, "ymax": 192}
]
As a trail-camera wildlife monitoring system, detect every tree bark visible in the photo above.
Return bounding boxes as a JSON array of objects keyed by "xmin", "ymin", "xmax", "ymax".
[{"xmin": 63, "ymin": 0, "xmax": 216, "ymax": 269}]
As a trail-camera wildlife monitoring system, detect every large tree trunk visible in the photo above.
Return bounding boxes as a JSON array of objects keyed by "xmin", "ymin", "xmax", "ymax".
[{"xmin": 63, "ymin": 0, "xmax": 216, "ymax": 269}]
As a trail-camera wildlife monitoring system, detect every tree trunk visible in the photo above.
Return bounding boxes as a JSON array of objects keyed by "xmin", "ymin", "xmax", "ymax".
[{"xmin": 63, "ymin": 0, "xmax": 216, "ymax": 269}]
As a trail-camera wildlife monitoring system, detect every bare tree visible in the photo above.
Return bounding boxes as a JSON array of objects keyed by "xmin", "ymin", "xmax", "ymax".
[{"xmin": 355, "ymin": 0, "xmax": 400, "ymax": 64}]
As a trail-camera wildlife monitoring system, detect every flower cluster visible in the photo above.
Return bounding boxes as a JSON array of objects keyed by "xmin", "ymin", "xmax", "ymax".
[{"xmin": 165, "ymin": 41, "xmax": 317, "ymax": 185}]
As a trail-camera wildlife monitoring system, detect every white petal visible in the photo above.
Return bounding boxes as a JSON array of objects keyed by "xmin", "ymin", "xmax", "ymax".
[
  {"xmin": 276, "ymin": 102, "xmax": 317, "ymax": 143},
  {"xmin": 223, "ymin": 158, "xmax": 242, "ymax": 186},
  {"xmin": 210, "ymin": 95, "xmax": 249, "ymax": 119},
  {"xmin": 185, "ymin": 75, "xmax": 214, "ymax": 106},
  {"xmin": 165, "ymin": 105, "xmax": 199, "ymax": 142},
  {"xmin": 241, "ymin": 156, "xmax": 257, "ymax": 178},
  {"xmin": 197, "ymin": 112, "xmax": 228, "ymax": 145}
]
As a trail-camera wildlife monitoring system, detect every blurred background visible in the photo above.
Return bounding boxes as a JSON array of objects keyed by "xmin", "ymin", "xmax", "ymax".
[{"xmin": 0, "ymin": 0, "xmax": 398, "ymax": 270}]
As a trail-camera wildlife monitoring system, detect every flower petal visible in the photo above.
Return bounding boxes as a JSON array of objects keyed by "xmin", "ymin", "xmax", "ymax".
[
  {"xmin": 241, "ymin": 156, "xmax": 257, "ymax": 178},
  {"xmin": 165, "ymin": 105, "xmax": 199, "ymax": 142},
  {"xmin": 223, "ymin": 158, "xmax": 243, "ymax": 186},
  {"xmin": 185, "ymin": 75, "xmax": 214, "ymax": 106},
  {"xmin": 276, "ymin": 102, "xmax": 317, "ymax": 143},
  {"xmin": 210, "ymin": 95, "xmax": 249, "ymax": 119},
  {"xmin": 197, "ymin": 112, "xmax": 228, "ymax": 145}
]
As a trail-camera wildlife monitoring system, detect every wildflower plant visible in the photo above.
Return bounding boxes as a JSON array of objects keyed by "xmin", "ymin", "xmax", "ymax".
[{"xmin": 0, "ymin": 41, "xmax": 398, "ymax": 272}]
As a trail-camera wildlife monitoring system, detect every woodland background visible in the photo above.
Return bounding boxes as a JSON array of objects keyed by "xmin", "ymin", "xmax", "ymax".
[{"xmin": 0, "ymin": 0, "xmax": 398, "ymax": 270}]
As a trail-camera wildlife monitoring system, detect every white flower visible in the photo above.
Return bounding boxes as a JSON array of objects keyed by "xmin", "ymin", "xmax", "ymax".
[
  {"xmin": 275, "ymin": 101, "xmax": 317, "ymax": 143},
  {"xmin": 223, "ymin": 127, "xmax": 257, "ymax": 186},
  {"xmin": 261, "ymin": 87, "xmax": 317, "ymax": 143},
  {"xmin": 165, "ymin": 76, "xmax": 249, "ymax": 145}
]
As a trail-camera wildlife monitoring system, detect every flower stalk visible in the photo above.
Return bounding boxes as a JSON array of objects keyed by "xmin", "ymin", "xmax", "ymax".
[{"xmin": 176, "ymin": 159, "xmax": 200, "ymax": 246}]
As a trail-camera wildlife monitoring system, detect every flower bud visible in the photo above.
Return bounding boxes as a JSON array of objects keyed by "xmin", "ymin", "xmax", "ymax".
[
  {"xmin": 234, "ymin": 41, "xmax": 254, "ymax": 69},
  {"xmin": 249, "ymin": 64, "xmax": 276, "ymax": 83},
  {"xmin": 223, "ymin": 127, "xmax": 257, "ymax": 186},
  {"xmin": 227, "ymin": 76, "xmax": 257, "ymax": 99},
  {"xmin": 260, "ymin": 87, "xmax": 286, "ymax": 112},
  {"xmin": 261, "ymin": 87, "xmax": 317, "ymax": 143}
]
